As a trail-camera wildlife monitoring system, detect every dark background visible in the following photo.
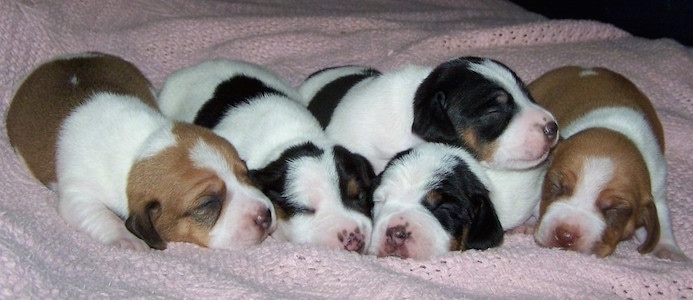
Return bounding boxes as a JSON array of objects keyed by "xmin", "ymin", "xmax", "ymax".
[{"xmin": 509, "ymin": 0, "xmax": 693, "ymax": 46}]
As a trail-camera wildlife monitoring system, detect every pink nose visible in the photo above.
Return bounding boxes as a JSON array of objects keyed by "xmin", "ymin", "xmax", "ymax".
[
  {"xmin": 254, "ymin": 208, "xmax": 273, "ymax": 232},
  {"xmin": 386, "ymin": 225, "xmax": 409, "ymax": 248},
  {"xmin": 339, "ymin": 228, "xmax": 366, "ymax": 253},
  {"xmin": 554, "ymin": 226, "xmax": 578, "ymax": 248}
]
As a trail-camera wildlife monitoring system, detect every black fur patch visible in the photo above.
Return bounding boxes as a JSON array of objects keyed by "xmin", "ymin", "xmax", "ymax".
[
  {"xmin": 420, "ymin": 156, "xmax": 503, "ymax": 250},
  {"xmin": 306, "ymin": 67, "xmax": 381, "ymax": 128},
  {"xmin": 332, "ymin": 146, "xmax": 376, "ymax": 218},
  {"xmin": 194, "ymin": 75, "xmax": 286, "ymax": 128},
  {"xmin": 248, "ymin": 142, "xmax": 323, "ymax": 218},
  {"xmin": 412, "ymin": 57, "xmax": 523, "ymax": 157}
]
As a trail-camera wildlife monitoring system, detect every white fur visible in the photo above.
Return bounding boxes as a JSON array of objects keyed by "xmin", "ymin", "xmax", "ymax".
[
  {"xmin": 484, "ymin": 164, "xmax": 546, "ymax": 230},
  {"xmin": 56, "ymin": 93, "xmax": 169, "ymax": 250},
  {"xmin": 297, "ymin": 66, "xmax": 376, "ymax": 106}
]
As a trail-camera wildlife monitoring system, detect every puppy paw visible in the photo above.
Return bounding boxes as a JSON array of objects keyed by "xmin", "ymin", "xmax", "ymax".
[
  {"xmin": 109, "ymin": 233, "xmax": 150, "ymax": 251},
  {"xmin": 652, "ymin": 244, "xmax": 691, "ymax": 262},
  {"xmin": 507, "ymin": 224, "xmax": 535, "ymax": 235}
]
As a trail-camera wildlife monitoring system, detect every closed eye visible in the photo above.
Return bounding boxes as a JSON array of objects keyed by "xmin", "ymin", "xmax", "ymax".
[{"xmin": 189, "ymin": 194, "xmax": 223, "ymax": 226}]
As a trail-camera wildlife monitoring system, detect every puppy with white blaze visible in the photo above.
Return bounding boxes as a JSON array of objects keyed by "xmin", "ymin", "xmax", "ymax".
[
  {"xmin": 370, "ymin": 143, "xmax": 504, "ymax": 259},
  {"xmin": 530, "ymin": 66, "xmax": 689, "ymax": 261},
  {"xmin": 5, "ymin": 52, "xmax": 276, "ymax": 251},
  {"xmin": 158, "ymin": 58, "xmax": 376, "ymax": 253},
  {"xmin": 298, "ymin": 57, "xmax": 559, "ymax": 230}
]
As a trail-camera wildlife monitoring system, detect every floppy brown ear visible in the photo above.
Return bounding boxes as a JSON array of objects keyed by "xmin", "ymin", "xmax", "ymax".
[
  {"xmin": 125, "ymin": 200, "xmax": 166, "ymax": 250},
  {"xmin": 637, "ymin": 200, "xmax": 660, "ymax": 254}
]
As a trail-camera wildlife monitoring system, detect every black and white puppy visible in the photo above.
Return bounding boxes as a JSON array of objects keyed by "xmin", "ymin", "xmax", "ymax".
[
  {"xmin": 369, "ymin": 142, "xmax": 503, "ymax": 260},
  {"xmin": 158, "ymin": 58, "xmax": 376, "ymax": 253},
  {"xmin": 298, "ymin": 57, "xmax": 559, "ymax": 230}
]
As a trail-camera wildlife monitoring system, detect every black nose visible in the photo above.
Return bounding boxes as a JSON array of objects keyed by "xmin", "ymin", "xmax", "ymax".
[{"xmin": 544, "ymin": 121, "xmax": 558, "ymax": 140}]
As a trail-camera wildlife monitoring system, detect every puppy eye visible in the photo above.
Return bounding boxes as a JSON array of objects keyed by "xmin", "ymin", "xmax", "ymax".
[
  {"xmin": 190, "ymin": 195, "xmax": 223, "ymax": 225},
  {"xmin": 601, "ymin": 202, "xmax": 633, "ymax": 228},
  {"xmin": 494, "ymin": 91, "xmax": 509, "ymax": 104}
]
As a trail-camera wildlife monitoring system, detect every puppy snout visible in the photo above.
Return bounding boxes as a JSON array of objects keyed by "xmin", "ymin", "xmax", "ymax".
[
  {"xmin": 386, "ymin": 225, "xmax": 409, "ymax": 248},
  {"xmin": 338, "ymin": 228, "xmax": 366, "ymax": 253},
  {"xmin": 554, "ymin": 226, "xmax": 579, "ymax": 248}
]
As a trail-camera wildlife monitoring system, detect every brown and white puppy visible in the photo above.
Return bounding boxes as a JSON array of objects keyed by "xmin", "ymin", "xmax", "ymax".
[
  {"xmin": 5, "ymin": 52, "xmax": 275, "ymax": 251},
  {"xmin": 530, "ymin": 66, "xmax": 689, "ymax": 261}
]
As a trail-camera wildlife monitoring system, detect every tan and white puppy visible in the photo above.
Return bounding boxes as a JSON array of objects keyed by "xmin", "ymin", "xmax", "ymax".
[
  {"xmin": 5, "ymin": 52, "xmax": 275, "ymax": 251},
  {"xmin": 530, "ymin": 66, "xmax": 688, "ymax": 261}
]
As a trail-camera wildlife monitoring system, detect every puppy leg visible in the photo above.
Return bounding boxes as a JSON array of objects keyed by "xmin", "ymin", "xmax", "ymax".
[
  {"xmin": 59, "ymin": 194, "xmax": 149, "ymax": 251},
  {"xmin": 638, "ymin": 199, "xmax": 690, "ymax": 261}
]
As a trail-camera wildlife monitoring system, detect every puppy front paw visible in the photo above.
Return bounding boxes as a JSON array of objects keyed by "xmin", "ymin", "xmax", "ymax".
[{"xmin": 108, "ymin": 232, "xmax": 150, "ymax": 251}]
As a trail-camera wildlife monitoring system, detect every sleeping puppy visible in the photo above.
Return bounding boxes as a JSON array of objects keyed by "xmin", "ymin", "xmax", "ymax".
[
  {"xmin": 298, "ymin": 56, "xmax": 559, "ymax": 173},
  {"xmin": 157, "ymin": 58, "xmax": 376, "ymax": 253},
  {"xmin": 298, "ymin": 57, "xmax": 559, "ymax": 230},
  {"xmin": 5, "ymin": 52, "xmax": 275, "ymax": 251},
  {"xmin": 530, "ymin": 66, "xmax": 689, "ymax": 261},
  {"xmin": 369, "ymin": 143, "xmax": 503, "ymax": 260}
]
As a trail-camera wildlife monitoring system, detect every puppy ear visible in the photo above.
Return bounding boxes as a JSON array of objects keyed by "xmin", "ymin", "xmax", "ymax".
[
  {"xmin": 332, "ymin": 145, "xmax": 376, "ymax": 216},
  {"xmin": 464, "ymin": 195, "xmax": 504, "ymax": 250},
  {"xmin": 637, "ymin": 199, "xmax": 660, "ymax": 254},
  {"xmin": 412, "ymin": 89, "xmax": 458, "ymax": 144},
  {"xmin": 125, "ymin": 200, "xmax": 166, "ymax": 250}
]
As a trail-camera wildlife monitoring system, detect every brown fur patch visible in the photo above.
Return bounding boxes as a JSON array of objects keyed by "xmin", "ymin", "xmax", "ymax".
[
  {"xmin": 528, "ymin": 66, "xmax": 664, "ymax": 151},
  {"xmin": 126, "ymin": 122, "xmax": 255, "ymax": 247},
  {"xmin": 5, "ymin": 52, "xmax": 157, "ymax": 185}
]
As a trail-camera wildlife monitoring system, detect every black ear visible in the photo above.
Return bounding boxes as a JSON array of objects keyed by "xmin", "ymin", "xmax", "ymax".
[
  {"xmin": 125, "ymin": 200, "xmax": 166, "ymax": 250},
  {"xmin": 332, "ymin": 145, "xmax": 376, "ymax": 216},
  {"xmin": 412, "ymin": 84, "xmax": 458, "ymax": 144},
  {"xmin": 247, "ymin": 160, "xmax": 288, "ymax": 205},
  {"xmin": 464, "ymin": 194, "xmax": 504, "ymax": 250}
]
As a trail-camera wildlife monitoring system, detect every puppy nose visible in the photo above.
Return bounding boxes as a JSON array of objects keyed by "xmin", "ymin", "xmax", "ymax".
[
  {"xmin": 554, "ymin": 226, "xmax": 578, "ymax": 248},
  {"xmin": 386, "ymin": 225, "xmax": 409, "ymax": 248},
  {"xmin": 543, "ymin": 121, "xmax": 558, "ymax": 141},
  {"xmin": 338, "ymin": 228, "xmax": 366, "ymax": 253},
  {"xmin": 254, "ymin": 208, "xmax": 273, "ymax": 231}
]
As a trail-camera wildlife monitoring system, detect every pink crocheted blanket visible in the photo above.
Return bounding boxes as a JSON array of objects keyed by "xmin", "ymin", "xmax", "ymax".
[{"xmin": 1, "ymin": 0, "xmax": 692, "ymax": 298}]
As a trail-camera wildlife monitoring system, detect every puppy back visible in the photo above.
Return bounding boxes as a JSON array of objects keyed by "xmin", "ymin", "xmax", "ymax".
[
  {"xmin": 528, "ymin": 66, "xmax": 664, "ymax": 150},
  {"xmin": 5, "ymin": 52, "xmax": 156, "ymax": 186}
]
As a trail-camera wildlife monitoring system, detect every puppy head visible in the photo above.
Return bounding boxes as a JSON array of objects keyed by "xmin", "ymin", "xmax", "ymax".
[
  {"xmin": 369, "ymin": 143, "xmax": 503, "ymax": 259},
  {"xmin": 125, "ymin": 122, "xmax": 276, "ymax": 250},
  {"xmin": 412, "ymin": 56, "xmax": 558, "ymax": 170},
  {"xmin": 249, "ymin": 143, "xmax": 375, "ymax": 253},
  {"xmin": 534, "ymin": 129, "xmax": 660, "ymax": 257}
]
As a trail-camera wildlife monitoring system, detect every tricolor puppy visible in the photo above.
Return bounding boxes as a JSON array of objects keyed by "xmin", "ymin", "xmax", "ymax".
[
  {"xmin": 158, "ymin": 58, "xmax": 376, "ymax": 253},
  {"xmin": 298, "ymin": 56, "xmax": 559, "ymax": 174},
  {"xmin": 369, "ymin": 143, "xmax": 503, "ymax": 259},
  {"xmin": 5, "ymin": 52, "xmax": 276, "ymax": 251},
  {"xmin": 298, "ymin": 57, "xmax": 559, "ymax": 230},
  {"xmin": 530, "ymin": 66, "xmax": 689, "ymax": 261}
]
